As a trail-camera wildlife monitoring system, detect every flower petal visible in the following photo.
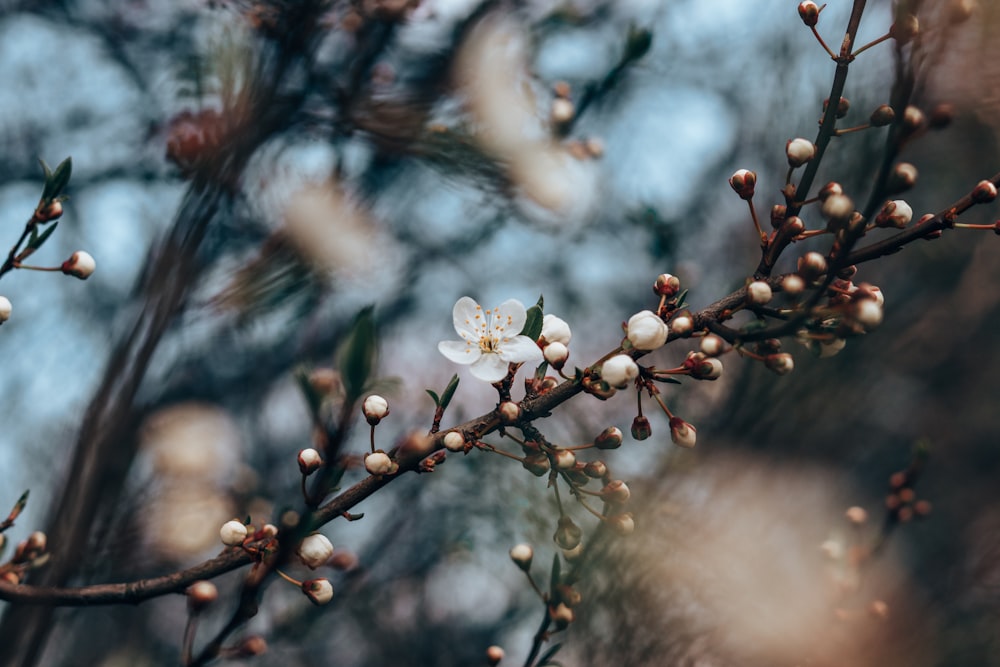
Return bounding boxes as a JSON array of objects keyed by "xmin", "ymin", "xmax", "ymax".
[
  {"xmin": 438, "ymin": 340, "xmax": 480, "ymax": 365},
  {"xmin": 494, "ymin": 299, "xmax": 527, "ymax": 339},
  {"xmin": 498, "ymin": 335, "xmax": 544, "ymax": 364},
  {"xmin": 452, "ymin": 296, "xmax": 483, "ymax": 339},
  {"xmin": 469, "ymin": 353, "xmax": 509, "ymax": 382}
]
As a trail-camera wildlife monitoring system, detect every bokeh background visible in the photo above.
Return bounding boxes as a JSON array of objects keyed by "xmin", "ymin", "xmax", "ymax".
[{"xmin": 1, "ymin": 0, "xmax": 999, "ymax": 665}]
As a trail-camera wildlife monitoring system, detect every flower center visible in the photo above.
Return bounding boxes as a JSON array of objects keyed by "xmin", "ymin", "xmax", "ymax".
[{"xmin": 471, "ymin": 306, "xmax": 514, "ymax": 354}]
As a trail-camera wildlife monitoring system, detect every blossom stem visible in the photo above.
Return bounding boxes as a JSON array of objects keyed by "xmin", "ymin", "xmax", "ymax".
[
  {"xmin": 851, "ymin": 32, "xmax": 891, "ymax": 57},
  {"xmin": 275, "ymin": 569, "xmax": 302, "ymax": 587},
  {"xmin": 811, "ymin": 26, "xmax": 837, "ymax": 59}
]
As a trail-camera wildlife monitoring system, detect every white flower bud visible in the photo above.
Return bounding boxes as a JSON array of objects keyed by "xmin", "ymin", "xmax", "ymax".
[
  {"xmin": 364, "ymin": 451, "xmax": 395, "ymax": 476},
  {"xmin": 626, "ymin": 310, "xmax": 669, "ymax": 351},
  {"xmin": 782, "ymin": 274, "xmax": 805, "ymax": 295},
  {"xmin": 729, "ymin": 168, "xmax": 756, "ymax": 200},
  {"xmin": 846, "ymin": 506, "xmax": 868, "ymax": 524},
  {"xmin": 669, "ymin": 417, "xmax": 697, "ymax": 448},
  {"xmin": 554, "ymin": 449, "xmax": 577, "ymax": 470},
  {"xmin": 670, "ymin": 314, "xmax": 693, "ymax": 336},
  {"xmin": 700, "ymin": 335, "xmax": 725, "ymax": 357},
  {"xmin": 562, "ymin": 543, "xmax": 584, "ymax": 561},
  {"xmin": 746, "ymin": 281, "xmax": 773, "ymax": 305},
  {"xmin": 487, "ymin": 645, "xmax": 505, "ymax": 666},
  {"xmin": 550, "ymin": 602, "xmax": 575, "ymax": 629},
  {"xmin": 61, "ymin": 251, "xmax": 96, "ymax": 280},
  {"xmin": 499, "ymin": 401, "xmax": 521, "ymax": 424},
  {"xmin": 786, "ymin": 137, "xmax": 816, "ymax": 167},
  {"xmin": 220, "ymin": 520, "xmax": 248, "ymax": 547},
  {"xmin": 297, "ymin": 448, "xmax": 322, "ymax": 475},
  {"xmin": 186, "ymin": 580, "xmax": 219, "ymax": 612},
  {"xmin": 876, "ymin": 200, "xmax": 913, "ymax": 228},
  {"xmin": 302, "ymin": 578, "xmax": 334, "ymax": 605},
  {"xmin": 653, "ymin": 273, "xmax": 681, "ymax": 297},
  {"xmin": 298, "ymin": 533, "xmax": 334, "ymax": 569},
  {"xmin": 601, "ymin": 480, "xmax": 631, "ymax": 504},
  {"xmin": 608, "ymin": 512, "xmax": 635, "ymax": 536},
  {"xmin": 821, "ymin": 194, "xmax": 854, "ymax": 221},
  {"xmin": 854, "ymin": 299, "xmax": 883, "ymax": 329},
  {"xmin": 543, "ymin": 341, "xmax": 569, "ymax": 369},
  {"xmin": 540, "ymin": 314, "xmax": 572, "ymax": 346},
  {"xmin": 765, "ymin": 352, "xmax": 795, "ymax": 375},
  {"xmin": 551, "ymin": 97, "xmax": 575, "ymax": 125},
  {"xmin": 601, "ymin": 354, "xmax": 639, "ymax": 388},
  {"xmin": 362, "ymin": 395, "xmax": 389, "ymax": 425},
  {"xmin": 443, "ymin": 431, "xmax": 466, "ymax": 452},
  {"xmin": 0, "ymin": 296, "xmax": 11, "ymax": 323},
  {"xmin": 509, "ymin": 543, "xmax": 534, "ymax": 571},
  {"xmin": 819, "ymin": 338, "xmax": 847, "ymax": 357}
]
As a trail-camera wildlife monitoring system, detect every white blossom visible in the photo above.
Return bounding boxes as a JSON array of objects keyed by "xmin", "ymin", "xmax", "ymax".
[
  {"xmin": 601, "ymin": 354, "xmax": 639, "ymax": 388},
  {"xmin": 438, "ymin": 297, "xmax": 543, "ymax": 382},
  {"xmin": 626, "ymin": 310, "xmax": 669, "ymax": 351},
  {"xmin": 540, "ymin": 313, "xmax": 572, "ymax": 346},
  {"xmin": 298, "ymin": 533, "xmax": 334, "ymax": 569}
]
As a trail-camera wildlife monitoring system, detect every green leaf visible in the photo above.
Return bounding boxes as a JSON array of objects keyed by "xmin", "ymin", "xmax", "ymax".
[
  {"xmin": 439, "ymin": 374, "xmax": 460, "ymax": 411},
  {"xmin": 426, "ymin": 389, "xmax": 440, "ymax": 407},
  {"xmin": 336, "ymin": 306, "xmax": 377, "ymax": 401},
  {"xmin": 28, "ymin": 221, "xmax": 58, "ymax": 252},
  {"xmin": 13, "ymin": 490, "xmax": 29, "ymax": 515},
  {"xmin": 521, "ymin": 294, "xmax": 545, "ymax": 341},
  {"xmin": 38, "ymin": 159, "xmax": 54, "ymax": 200},
  {"xmin": 653, "ymin": 376, "xmax": 682, "ymax": 385},
  {"xmin": 538, "ymin": 644, "xmax": 563, "ymax": 666},
  {"xmin": 549, "ymin": 553, "xmax": 561, "ymax": 591},
  {"xmin": 47, "ymin": 157, "xmax": 73, "ymax": 201},
  {"xmin": 624, "ymin": 27, "xmax": 653, "ymax": 62},
  {"xmin": 675, "ymin": 289, "xmax": 689, "ymax": 309}
]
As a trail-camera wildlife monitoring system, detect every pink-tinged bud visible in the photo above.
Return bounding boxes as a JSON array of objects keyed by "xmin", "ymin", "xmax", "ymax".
[
  {"xmin": 845, "ymin": 506, "xmax": 868, "ymax": 524},
  {"xmin": 302, "ymin": 578, "xmax": 334, "ymax": 605},
  {"xmin": 298, "ymin": 448, "xmax": 322, "ymax": 475},
  {"xmin": 549, "ymin": 602, "xmax": 575, "ymax": 630},
  {"xmin": 584, "ymin": 460, "xmax": 608, "ymax": 478},
  {"xmin": 746, "ymin": 280, "xmax": 773, "ymax": 305},
  {"xmin": 824, "ymin": 96, "xmax": 850, "ymax": 118},
  {"xmin": 875, "ymin": 200, "xmax": 913, "ymax": 228},
  {"xmin": 486, "ymin": 645, "xmax": 505, "ymax": 666},
  {"xmin": 798, "ymin": 251, "xmax": 828, "ymax": 279},
  {"xmin": 0, "ymin": 296, "xmax": 10, "ymax": 323},
  {"xmin": 601, "ymin": 354, "xmax": 640, "ymax": 388},
  {"xmin": 297, "ymin": 533, "xmax": 334, "ymax": 569},
  {"xmin": 670, "ymin": 314, "xmax": 693, "ymax": 336},
  {"xmin": 798, "ymin": 1, "xmax": 820, "ymax": 26},
  {"xmin": 601, "ymin": 480, "xmax": 631, "ymax": 504},
  {"xmin": 764, "ymin": 353, "xmax": 795, "ymax": 375},
  {"xmin": 308, "ymin": 368, "xmax": 339, "ymax": 395},
  {"xmin": 553, "ymin": 516, "xmax": 582, "ymax": 550},
  {"xmin": 700, "ymin": 334, "xmax": 725, "ymax": 357},
  {"xmin": 653, "ymin": 273, "xmax": 681, "ymax": 297},
  {"xmin": 867, "ymin": 104, "xmax": 895, "ymax": 127},
  {"xmin": 685, "ymin": 352, "xmax": 723, "ymax": 380},
  {"xmin": 782, "ymin": 274, "xmax": 805, "ymax": 295},
  {"xmin": 499, "ymin": 401, "xmax": 521, "ymax": 424},
  {"xmin": 61, "ymin": 251, "xmax": 96, "ymax": 280},
  {"xmin": 608, "ymin": 512, "xmax": 636, "ymax": 536},
  {"xmin": 669, "ymin": 417, "xmax": 696, "ymax": 448},
  {"xmin": 220, "ymin": 520, "xmax": 248, "ymax": 547},
  {"xmin": 362, "ymin": 395, "xmax": 389, "ymax": 425},
  {"xmin": 364, "ymin": 451, "xmax": 396, "ymax": 476},
  {"xmin": 821, "ymin": 193, "xmax": 854, "ymax": 222},
  {"xmin": 550, "ymin": 97, "xmax": 575, "ymax": 125},
  {"xmin": 553, "ymin": 80, "xmax": 571, "ymax": 98},
  {"xmin": 553, "ymin": 449, "xmax": 577, "ymax": 470},
  {"xmin": 522, "ymin": 452, "xmax": 550, "ymax": 476},
  {"xmin": 729, "ymin": 169, "xmax": 757, "ymax": 200},
  {"xmin": 891, "ymin": 14, "xmax": 919, "ymax": 45},
  {"xmin": 914, "ymin": 499, "xmax": 933, "ymax": 517},
  {"xmin": 509, "ymin": 543, "xmax": 534, "ymax": 571},
  {"xmin": 627, "ymin": 310, "xmax": 669, "ymax": 351},
  {"xmin": 972, "ymin": 180, "xmax": 998, "ymax": 204},
  {"xmin": 329, "ymin": 549, "xmax": 359, "ymax": 571},
  {"xmin": 818, "ymin": 182, "xmax": 843, "ymax": 202},
  {"xmin": 539, "ymin": 314, "xmax": 572, "ymax": 346},
  {"xmin": 235, "ymin": 636, "xmax": 268, "ymax": 657},
  {"xmin": 36, "ymin": 200, "xmax": 63, "ymax": 222},
  {"xmin": 869, "ymin": 600, "xmax": 890, "ymax": 620},
  {"xmin": 186, "ymin": 580, "xmax": 219, "ymax": 612},
  {"xmin": 929, "ymin": 103, "xmax": 955, "ymax": 129},
  {"xmin": 543, "ymin": 342, "xmax": 569, "ymax": 370},
  {"xmin": 853, "ymin": 299, "xmax": 883, "ymax": 330},
  {"xmin": 770, "ymin": 204, "xmax": 787, "ymax": 229},
  {"xmin": 554, "ymin": 584, "xmax": 582, "ymax": 607},
  {"xmin": 259, "ymin": 523, "xmax": 278, "ymax": 539},
  {"xmin": 786, "ymin": 138, "xmax": 816, "ymax": 168},
  {"xmin": 631, "ymin": 415, "xmax": 652, "ymax": 441},
  {"xmin": 443, "ymin": 431, "xmax": 465, "ymax": 452},
  {"xmin": 594, "ymin": 426, "xmax": 623, "ymax": 450},
  {"xmin": 888, "ymin": 162, "xmax": 918, "ymax": 193}
]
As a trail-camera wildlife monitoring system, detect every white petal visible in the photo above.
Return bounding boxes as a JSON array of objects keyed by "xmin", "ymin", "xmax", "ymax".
[
  {"xmin": 438, "ymin": 340, "xmax": 480, "ymax": 365},
  {"xmin": 494, "ymin": 299, "xmax": 528, "ymax": 337},
  {"xmin": 452, "ymin": 296, "xmax": 483, "ymax": 338},
  {"xmin": 498, "ymin": 335, "xmax": 544, "ymax": 364},
  {"xmin": 470, "ymin": 353, "xmax": 509, "ymax": 382}
]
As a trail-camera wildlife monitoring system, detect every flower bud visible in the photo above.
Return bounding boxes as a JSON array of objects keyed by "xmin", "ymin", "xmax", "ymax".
[
  {"xmin": 543, "ymin": 342, "xmax": 569, "ymax": 370},
  {"xmin": 627, "ymin": 310, "xmax": 669, "ymax": 351},
  {"xmin": 869, "ymin": 104, "xmax": 895, "ymax": 127},
  {"xmin": 549, "ymin": 602, "xmax": 575, "ymax": 630},
  {"xmin": 540, "ymin": 314, "xmax": 572, "ymax": 346},
  {"xmin": 26, "ymin": 531, "xmax": 46, "ymax": 554},
  {"xmin": 0, "ymin": 296, "xmax": 10, "ymax": 323},
  {"xmin": 594, "ymin": 426, "xmax": 623, "ymax": 450},
  {"xmin": 782, "ymin": 274, "xmax": 805, "ymax": 295},
  {"xmin": 729, "ymin": 169, "xmax": 756, "ymax": 200},
  {"xmin": 601, "ymin": 354, "xmax": 639, "ymax": 388},
  {"xmin": 562, "ymin": 543, "xmax": 584, "ymax": 561},
  {"xmin": 875, "ymin": 199, "xmax": 913, "ymax": 228},
  {"xmin": 186, "ymin": 580, "xmax": 219, "ymax": 612},
  {"xmin": 853, "ymin": 298, "xmax": 883, "ymax": 330},
  {"xmin": 553, "ymin": 449, "xmax": 577, "ymax": 470},
  {"xmin": 948, "ymin": 0, "xmax": 974, "ymax": 25},
  {"xmin": 553, "ymin": 516, "xmax": 582, "ymax": 550},
  {"xmin": 891, "ymin": 14, "xmax": 919, "ymax": 45},
  {"xmin": 686, "ymin": 352, "xmax": 723, "ymax": 380},
  {"xmin": 746, "ymin": 280, "xmax": 773, "ymax": 305},
  {"xmin": 509, "ymin": 543, "xmax": 534, "ymax": 571},
  {"xmin": 888, "ymin": 162, "xmax": 918, "ymax": 193},
  {"xmin": 670, "ymin": 314, "xmax": 693, "ymax": 336},
  {"xmin": 365, "ymin": 451, "xmax": 396, "ymax": 476},
  {"xmin": 61, "ymin": 251, "xmax": 96, "ymax": 280},
  {"xmin": 631, "ymin": 415, "xmax": 652, "ymax": 441},
  {"xmin": 298, "ymin": 448, "xmax": 322, "ymax": 475},
  {"xmin": 653, "ymin": 273, "xmax": 681, "ymax": 297},
  {"xmin": 235, "ymin": 636, "xmax": 268, "ymax": 657},
  {"xmin": 487, "ymin": 645, "xmax": 505, "ymax": 666},
  {"xmin": 362, "ymin": 395, "xmax": 389, "ymax": 425},
  {"xmin": 786, "ymin": 138, "xmax": 816, "ymax": 168},
  {"xmin": 764, "ymin": 353, "xmax": 795, "ymax": 375},
  {"xmin": 330, "ymin": 549, "xmax": 359, "ymax": 571},
  {"xmin": 499, "ymin": 401, "xmax": 521, "ymax": 424},
  {"xmin": 846, "ymin": 506, "xmax": 868, "ymax": 524},
  {"xmin": 302, "ymin": 578, "xmax": 334, "ymax": 605},
  {"xmin": 821, "ymin": 193, "xmax": 854, "ymax": 222},
  {"xmin": 298, "ymin": 533, "xmax": 334, "ymax": 569},
  {"xmin": 584, "ymin": 460, "xmax": 608, "ymax": 478},
  {"xmin": 608, "ymin": 512, "xmax": 635, "ymax": 536},
  {"xmin": 972, "ymin": 180, "xmax": 998, "ymax": 204},
  {"xmin": 443, "ymin": 430, "xmax": 466, "ymax": 452},
  {"xmin": 36, "ymin": 200, "xmax": 63, "ymax": 222},
  {"xmin": 308, "ymin": 368, "xmax": 339, "ymax": 395},
  {"xmin": 601, "ymin": 480, "xmax": 631, "ymax": 504},
  {"xmin": 550, "ymin": 97, "xmax": 574, "ymax": 125},
  {"xmin": 522, "ymin": 452, "xmax": 550, "ymax": 476},
  {"xmin": 929, "ymin": 103, "xmax": 955, "ymax": 129},
  {"xmin": 798, "ymin": 1, "xmax": 820, "ymax": 26},
  {"xmin": 797, "ymin": 251, "xmax": 828, "ymax": 280},
  {"xmin": 220, "ymin": 520, "xmax": 248, "ymax": 547},
  {"xmin": 669, "ymin": 417, "xmax": 696, "ymax": 448},
  {"xmin": 869, "ymin": 600, "xmax": 890, "ymax": 620},
  {"xmin": 818, "ymin": 338, "xmax": 847, "ymax": 357},
  {"xmin": 699, "ymin": 334, "xmax": 724, "ymax": 357}
]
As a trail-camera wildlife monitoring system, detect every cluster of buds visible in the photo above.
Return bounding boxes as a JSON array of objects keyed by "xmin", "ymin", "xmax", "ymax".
[
  {"xmin": 886, "ymin": 468, "xmax": 931, "ymax": 523},
  {"xmin": 538, "ymin": 313, "xmax": 572, "ymax": 371},
  {"xmin": 1, "ymin": 531, "xmax": 48, "ymax": 585}
]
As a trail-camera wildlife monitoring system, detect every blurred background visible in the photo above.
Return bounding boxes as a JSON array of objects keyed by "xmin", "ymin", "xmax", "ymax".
[{"xmin": 1, "ymin": 0, "xmax": 999, "ymax": 665}]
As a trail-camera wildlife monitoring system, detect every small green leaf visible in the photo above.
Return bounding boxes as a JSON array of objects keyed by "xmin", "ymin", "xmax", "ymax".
[
  {"xmin": 675, "ymin": 289, "xmax": 689, "ymax": 309},
  {"xmin": 426, "ymin": 389, "xmax": 440, "ymax": 407},
  {"xmin": 336, "ymin": 306, "xmax": 377, "ymax": 401},
  {"xmin": 549, "ymin": 553, "xmax": 561, "ymax": 591},
  {"xmin": 624, "ymin": 27, "xmax": 653, "ymax": 62},
  {"xmin": 653, "ymin": 376, "xmax": 682, "ymax": 385},
  {"xmin": 521, "ymin": 295, "xmax": 545, "ymax": 341},
  {"xmin": 538, "ymin": 644, "xmax": 563, "ymax": 666},
  {"xmin": 439, "ymin": 374, "xmax": 460, "ymax": 411},
  {"xmin": 28, "ymin": 221, "xmax": 58, "ymax": 252},
  {"xmin": 38, "ymin": 159, "xmax": 54, "ymax": 200},
  {"xmin": 48, "ymin": 157, "xmax": 73, "ymax": 200},
  {"xmin": 13, "ymin": 490, "xmax": 29, "ymax": 515}
]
